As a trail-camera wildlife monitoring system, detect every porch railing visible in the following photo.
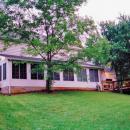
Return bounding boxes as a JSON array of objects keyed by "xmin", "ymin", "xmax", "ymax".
[{"xmin": 102, "ymin": 79, "xmax": 130, "ymax": 91}]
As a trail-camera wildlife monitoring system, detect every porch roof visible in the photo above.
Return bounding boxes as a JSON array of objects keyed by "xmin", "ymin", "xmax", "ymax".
[
  {"xmin": 0, "ymin": 54, "xmax": 42, "ymax": 62},
  {"xmin": 0, "ymin": 54, "xmax": 103, "ymax": 69}
]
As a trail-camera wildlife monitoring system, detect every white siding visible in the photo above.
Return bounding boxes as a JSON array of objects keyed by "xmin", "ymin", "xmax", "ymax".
[{"xmin": 0, "ymin": 56, "xmax": 10, "ymax": 88}]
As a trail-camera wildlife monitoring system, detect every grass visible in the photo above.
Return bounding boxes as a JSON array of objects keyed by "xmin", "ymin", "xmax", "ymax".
[{"xmin": 0, "ymin": 92, "xmax": 130, "ymax": 130}]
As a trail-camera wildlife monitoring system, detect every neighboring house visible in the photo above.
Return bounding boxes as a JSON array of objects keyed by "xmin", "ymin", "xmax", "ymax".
[{"xmin": 0, "ymin": 44, "xmax": 116, "ymax": 94}]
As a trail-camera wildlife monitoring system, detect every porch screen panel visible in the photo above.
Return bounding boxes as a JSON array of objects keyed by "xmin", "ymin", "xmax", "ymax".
[
  {"xmin": 3, "ymin": 63, "xmax": 6, "ymax": 80},
  {"xmin": 12, "ymin": 63, "xmax": 19, "ymax": 79},
  {"xmin": 69, "ymin": 70, "xmax": 74, "ymax": 81},
  {"xmin": 31, "ymin": 64, "xmax": 37, "ymax": 79},
  {"xmin": 51, "ymin": 72, "xmax": 60, "ymax": 80},
  {"xmin": 63, "ymin": 69, "xmax": 74, "ymax": 81},
  {"xmin": 94, "ymin": 70, "xmax": 99, "ymax": 82},
  {"xmin": 31, "ymin": 64, "xmax": 44, "ymax": 80},
  {"xmin": 20, "ymin": 63, "xmax": 27, "ymax": 79},
  {"xmin": 89, "ymin": 69, "xmax": 99, "ymax": 82},
  {"xmin": 37, "ymin": 64, "xmax": 44, "ymax": 80},
  {"xmin": 12, "ymin": 62, "xmax": 27, "ymax": 79},
  {"xmin": 77, "ymin": 69, "xmax": 87, "ymax": 82}
]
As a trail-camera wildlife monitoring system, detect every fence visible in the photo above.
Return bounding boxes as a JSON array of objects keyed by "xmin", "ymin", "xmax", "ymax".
[{"xmin": 102, "ymin": 79, "xmax": 130, "ymax": 91}]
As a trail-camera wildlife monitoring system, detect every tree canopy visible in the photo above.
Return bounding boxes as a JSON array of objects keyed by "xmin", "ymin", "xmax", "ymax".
[
  {"xmin": 84, "ymin": 36, "xmax": 111, "ymax": 65},
  {"xmin": 100, "ymin": 15, "xmax": 130, "ymax": 84}
]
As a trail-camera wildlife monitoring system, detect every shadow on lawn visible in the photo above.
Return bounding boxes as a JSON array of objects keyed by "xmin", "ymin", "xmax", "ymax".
[{"xmin": 114, "ymin": 88, "xmax": 130, "ymax": 95}]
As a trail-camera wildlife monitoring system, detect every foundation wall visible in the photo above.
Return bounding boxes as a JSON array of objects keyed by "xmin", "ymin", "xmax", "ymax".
[{"xmin": 0, "ymin": 86, "xmax": 97, "ymax": 94}]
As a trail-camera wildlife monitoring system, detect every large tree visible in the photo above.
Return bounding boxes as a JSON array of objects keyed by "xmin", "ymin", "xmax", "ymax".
[
  {"xmin": 100, "ymin": 15, "xmax": 130, "ymax": 88},
  {"xmin": 0, "ymin": 0, "xmax": 98, "ymax": 93},
  {"xmin": 84, "ymin": 35, "xmax": 111, "ymax": 65}
]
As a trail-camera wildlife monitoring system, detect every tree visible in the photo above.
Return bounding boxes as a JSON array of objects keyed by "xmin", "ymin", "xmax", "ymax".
[
  {"xmin": 84, "ymin": 35, "xmax": 111, "ymax": 65},
  {"xmin": 0, "ymin": 0, "xmax": 97, "ymax": 93},
  {"xmin": 100, "ymin": 15, "xmax": 130, "ymax": 89}
]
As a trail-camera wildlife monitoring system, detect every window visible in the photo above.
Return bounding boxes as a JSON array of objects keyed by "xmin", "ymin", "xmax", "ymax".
[
  {"xmin": 3, "ymin": 63, "xmax": 6, "ymax": 80},
  {"xmin": 77, "ymin": 69, "xmax": 87, "ymax": 82},
  {"xmin": 12, "ymin": 63, "xmax": 19, "ymax": 79},
  {"xmin": 63, "ymin": 69, "xmax": 74, "ymax": 81},
  {"xmin": 0, "ymin": 66, "xmax": 1, "ymax": 81},
  {"xmin": 12, "ymin": 62, "xmax": 27, "ymax": 79},
  {"xmin": 89, "ymin": 69, "xmax": 99, "ymax": 82},
  {"xmin": 31, "ymin": 64, "xmax": 44, "ymax": 80},
  {"xmin": 20, "ymin": 63, "xmax": 27, "ymax": 79},
  {"xmin": 51, "ymin": 72, "xmax": 60, "ymax": 80}
]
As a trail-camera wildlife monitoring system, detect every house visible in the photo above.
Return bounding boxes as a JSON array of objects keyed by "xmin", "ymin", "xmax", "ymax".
[{"xmin": 0, "ymin": 44, "xmax": 116, "ymax": 94}]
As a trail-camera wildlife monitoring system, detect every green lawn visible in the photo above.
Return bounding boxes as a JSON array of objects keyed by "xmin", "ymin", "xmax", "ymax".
[{"xmin": 0, "ymin": 92, "xmax": 130, "ymax": 130}]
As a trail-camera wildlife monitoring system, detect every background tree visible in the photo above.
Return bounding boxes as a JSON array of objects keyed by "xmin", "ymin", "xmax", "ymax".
[
  {"xmin": 100, "ymin": 15, "xmax": 130, "ymax": 89},
  {"xmin": 84, "ymin": 35, "xmax": 111, "ymax": 65},
  {"xmin": 0, "ymin": 0, "xmax": 98, "ymax": 93}
]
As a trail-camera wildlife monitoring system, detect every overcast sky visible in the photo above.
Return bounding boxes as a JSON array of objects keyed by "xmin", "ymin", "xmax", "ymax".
[{"xmin": 79, "ymin": 0, "xmax": 130, "ymax": 23}]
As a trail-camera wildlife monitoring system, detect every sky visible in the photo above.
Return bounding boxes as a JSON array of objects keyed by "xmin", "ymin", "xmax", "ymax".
[{"xmin": 79, "ymin": 0, "xmax": 130, "ymax": 23}]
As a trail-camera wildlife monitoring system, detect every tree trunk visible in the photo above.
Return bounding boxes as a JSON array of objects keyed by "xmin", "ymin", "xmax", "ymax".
[
  {"xmin": 46, "ymin": 64, "xmax": 53, "ymax": 93},
  {"xmin": 46, "ymin": 78, "xmax": 52, "ymax": 93},
  {"xmin": 115, "ymin": 69, "xmax": 120, "ymax": 91},
  {"xmin": 119, "ymin": 74, "xmax": 124, "ymax": 93},
  {"xmin": 116, "ymin": 72, "xmax": 123, "ymax": 93}
]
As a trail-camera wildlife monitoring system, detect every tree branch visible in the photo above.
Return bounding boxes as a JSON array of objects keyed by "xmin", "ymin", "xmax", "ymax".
[{"xmin": 31, "ymin": 44, "xmax": 47, "ymax": 61}]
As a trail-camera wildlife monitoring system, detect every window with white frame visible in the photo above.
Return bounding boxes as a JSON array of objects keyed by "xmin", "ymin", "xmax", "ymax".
[
  {"xmin": 12, "ymin": 62, "xmax": 27, "ymax": 79},
  {"xmin": 89, "ymin": 69, "xmax": 99, "ymax": 82},
  {"xmin": 63, "ymin": 69, "xmax": 74, "ymax": 81},
  {"xmin": 77, "ymin": 68, "xmax": 87, "ymax": 82},
  {"xmin": 31, "ymin": 63, "xmax": 44, "ymax": 80}
]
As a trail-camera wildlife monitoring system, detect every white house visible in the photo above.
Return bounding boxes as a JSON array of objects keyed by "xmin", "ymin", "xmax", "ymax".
[{"xmin": 0, "ymin": 44, "xmax": 116, "ymax": 94}]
